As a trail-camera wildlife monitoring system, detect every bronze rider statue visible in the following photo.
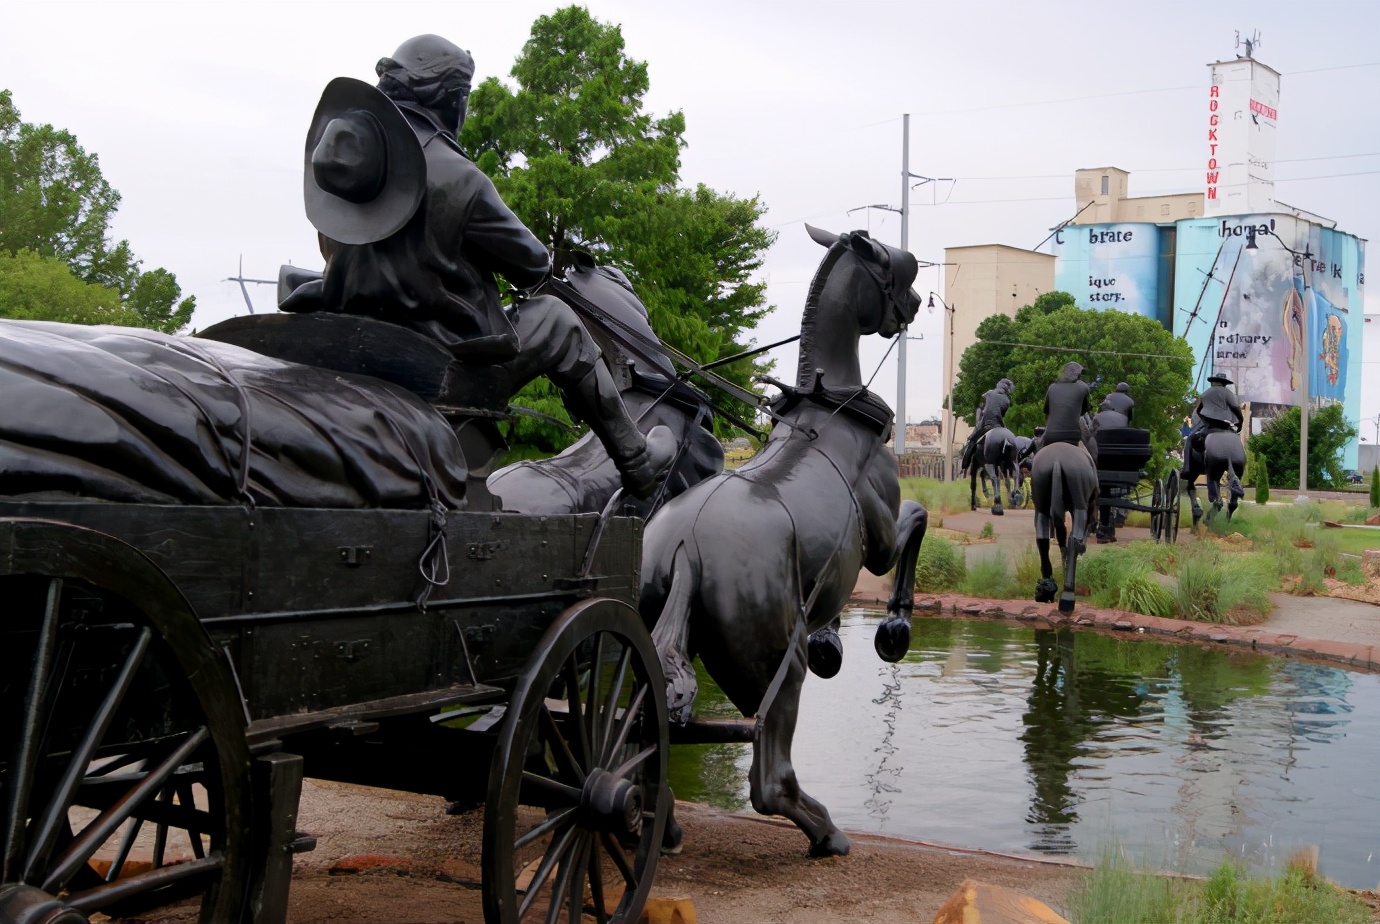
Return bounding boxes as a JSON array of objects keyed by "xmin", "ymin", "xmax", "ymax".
[{"xmin": 293, "ymin": 34, "xmax": 663, "ymax": 499}]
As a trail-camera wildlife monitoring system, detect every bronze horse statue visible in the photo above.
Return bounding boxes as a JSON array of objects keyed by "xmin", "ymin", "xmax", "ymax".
[
  {"xmin": 488, "ymin": 260, "xmax": 723, "ymax": 516},
  {"xmin": 640, "ymin": 226, "xmax": 927, "ymax": 858},
  {"xmin": 1183, "ymin": 427, "xmax": 1245, "ymax": 525},
  {"xmin": 1030, "ymin": 436, "xmax": 1099, "ymax": 614},
  {"xmin": 968, "ymin": 426, "xmax": 1023, "ymax": 515}
]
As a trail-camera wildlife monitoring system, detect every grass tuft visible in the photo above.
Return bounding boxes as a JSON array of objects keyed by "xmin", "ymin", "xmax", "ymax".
[{"xmin": 914, "ymin": 534, "xmax": 966, "ymax": 592}]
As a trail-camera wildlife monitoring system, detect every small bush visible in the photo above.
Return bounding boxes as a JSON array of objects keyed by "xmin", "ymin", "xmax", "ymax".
[
  {"xmin": 1372, "ymin": 466, "xmax": 1379, "ymax": 508},
  {"xmin": 959, "ymin": 552, "xmax": 1020, "ymax": 598},
  {"xmin": 1079, "ymin": 548, "xmax": 1149, "ymax": 603},
  {"xmin": 1118, "ymin": 574, "xmax": 1178, "ymax": 618},
  {"xmin": 914, "ymin": 535, "xmax": 966, "ymax": 592},
  {"xmin": 1254, "ymin": 457, "xmax": 1270, "ymax": 504},
  {"xmin": 979, "ymin": 521, "xmax": 994, "ymax": 540}
]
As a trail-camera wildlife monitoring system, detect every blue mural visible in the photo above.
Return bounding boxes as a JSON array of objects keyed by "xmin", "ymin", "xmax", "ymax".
[{"xmin": 1053, "ymin": 223, "xmax": 1165, "ymax": 324}]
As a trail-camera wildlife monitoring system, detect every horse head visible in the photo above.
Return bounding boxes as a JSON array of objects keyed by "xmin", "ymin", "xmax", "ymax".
[{"xmin": 798, "ymin": 226, "xmax": 921, "ymax": 387}]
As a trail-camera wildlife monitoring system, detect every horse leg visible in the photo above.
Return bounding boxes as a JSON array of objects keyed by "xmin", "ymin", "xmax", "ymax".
[
  {"xmin": 1227, "ymin": 462, "xmax": 1244, "ymax": 520},
  {"xmin": 1186, "ymin": 479, "xmax": 1204, "ymax": 526},
  {"xmin": 1034, "ymin": 510, "xmax": 1057, "ymax": 603},
  {"xmin": 986, "ymin": 462, "xmax": 1004, "ymax": 515},
  {"xmin": 751, "ymin": 643, "xmax": 849, "ymax": 857},
  {"xmin": 1060, "ymin": 506, "xmax": 1090, "ymax": 614},
  {"xmin": 970, "ymin": 467, "xmax": 979, "ymax": 511},
  {"xmin": 1206, "ymin": 474, "xmax": 1222, "ymax": 521},
  {"xmin": 1010, "ymin": 465, "xmax": 1024, "ymax": 507},
  {"xmin": 875, "ymin": 500, "xmax": 928, "ymax": 662}
]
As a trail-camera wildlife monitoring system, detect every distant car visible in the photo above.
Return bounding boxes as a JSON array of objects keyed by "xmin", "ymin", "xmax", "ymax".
[{"xmin": 1344, "ymin": 469, "xmax": 1365, "ymax": 484}]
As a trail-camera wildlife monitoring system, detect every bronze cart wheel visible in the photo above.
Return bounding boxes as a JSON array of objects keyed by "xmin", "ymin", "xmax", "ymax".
[
  {"xmin": 482, "ymin": 598, "xmax": 669, "ymax": 924},
  {"xmin": 1165, "ymin": 470, "xmax": 1182, "ymax": 544},
  {"xmin": 1, "ymin": 525, "xmax": 253, "ymax": 924}
]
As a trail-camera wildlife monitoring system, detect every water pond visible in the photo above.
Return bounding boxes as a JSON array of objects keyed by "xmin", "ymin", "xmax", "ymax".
[{"xmin": 668, "ymin": 609, "xmax": 1380, "ymax": 890}]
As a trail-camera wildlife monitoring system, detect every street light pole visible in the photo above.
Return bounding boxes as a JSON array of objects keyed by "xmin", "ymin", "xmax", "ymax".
[
  {"xmin": 897, "ymin": 114, "xmax": 910, "ymax": 455},
  {"xmin": 930, "ymin": 292, "xmax": 956, "ymax": 481}
]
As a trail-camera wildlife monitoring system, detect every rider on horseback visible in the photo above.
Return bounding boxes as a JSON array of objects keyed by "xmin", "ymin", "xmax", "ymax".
[
  {"xmin": 960, "ymin": 377, "xmax": 1014, "ymax": 472},
  {"xmin": 1039, "ymin": 362, "xmax": 1092, "ymax": 447},
  {"xmin": 1101, "ymin": 382, "xmax": 1134, "ymax": 423},
  {"xmin": 1181, "ymin": 372, "xmax": 1243, "ymax": 479}
]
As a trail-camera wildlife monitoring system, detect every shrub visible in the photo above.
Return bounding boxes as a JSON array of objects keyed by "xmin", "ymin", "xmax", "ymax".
[
  {"xmin": 914, "ymin": 535, "xmax": 966, "ymax": 592},
  {"xmin": 1372, "ymin": 466, "xmax": 1379, "ymax": 508},
  {"xmin": 1254, "ymin": 457, "xmax": 1270, "ymax": 504},
  {"xmin": 1013, "ymin": 546, "xmax": 1044, "ymax": 590},
  {"xmin": 959, "ymin": 552, "xmax": 1020, "ymax": 598},
  {"xmin": 1117, "ymin": 574, "xmax": 1177, "ymax": 617}
]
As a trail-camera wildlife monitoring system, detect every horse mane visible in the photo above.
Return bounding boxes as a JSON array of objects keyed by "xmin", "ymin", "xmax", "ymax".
[{"xmin": 796, "ymin": 243, "xmax": 847, "ymax": 387}]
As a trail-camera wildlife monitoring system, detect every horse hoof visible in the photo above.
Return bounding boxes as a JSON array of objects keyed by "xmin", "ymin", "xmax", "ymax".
[
  {"xmin": 992, "ymin": 506, "xmax": 1004, "ymax": 516},
  {"xmin": 661, "ymin": 813, "xmax": 684, "ymax": 856},
  {"xmin": 808, "ymin": 830, "xmax": 851, "ymax": 858},
  {"xmin": 874, "ymin": 615, "xmax": 911, "ymax": 663},
  {"xmin": 1035, "ymin": 578, "xmax": 1057, "ymax": 604},
  {"xmin": 1010, "ymin": 492, "xmax": 1023, "ymax": 507},
  {"xmin": 808, "ymin": 627, "xmax": 844, "ymax": 678},
  {"xmin": 1058, "ymin": 595, "xmax": 1076, "ymax": 614}
]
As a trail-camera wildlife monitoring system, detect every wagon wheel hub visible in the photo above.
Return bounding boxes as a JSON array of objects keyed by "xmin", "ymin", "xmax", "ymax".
[
  {"xmin": 579, "ymin": 768, "xmax": 643, "ymax": 836},
  {"xmin": 0, "ymin": 885, "xmax": 89, "ymax": 924}
]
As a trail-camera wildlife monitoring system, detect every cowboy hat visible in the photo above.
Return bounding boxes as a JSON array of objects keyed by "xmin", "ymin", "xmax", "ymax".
[
  {"xmin": 304, "ymin": 77, "xmax": 425, "ymax": 245},
  {"xmin": 1206, "ymin": 372, "xmax": 1233, "ymax": 385}
]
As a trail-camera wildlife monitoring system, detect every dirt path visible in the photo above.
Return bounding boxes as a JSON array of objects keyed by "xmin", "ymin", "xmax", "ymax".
[{"xmin": 131, "ymin": 778, "xmax": 1090, "ymax": 924}]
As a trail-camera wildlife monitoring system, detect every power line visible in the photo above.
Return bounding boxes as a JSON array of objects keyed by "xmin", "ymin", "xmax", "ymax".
[{"xmin": 980, "ymin": 340, "xmax": 1191, "ymax": 360}]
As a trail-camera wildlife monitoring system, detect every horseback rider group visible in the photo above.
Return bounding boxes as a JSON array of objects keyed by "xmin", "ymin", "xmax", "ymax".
[
  {"xmin": 959, "ymin": 377, "xmax": 1014, "ymax": 472},
  {"xmin": 291, "ymin": 34, "xmax": 665, "ymax": 500}
]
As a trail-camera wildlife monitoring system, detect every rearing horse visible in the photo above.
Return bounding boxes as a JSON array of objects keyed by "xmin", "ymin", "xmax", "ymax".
[
  {"xmin": 641, "ymin": 226, "xmax": 926, "ymax": 857},
  {"xmin": 1183, "ymin": 428, "xmax": 1245, "ymax": 525},
  {"xmin": 969, "ymin": 426, "xmax": 1023, "ymax": 515}
]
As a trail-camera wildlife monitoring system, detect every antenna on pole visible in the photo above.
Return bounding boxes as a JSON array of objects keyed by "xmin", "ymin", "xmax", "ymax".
[
  {"xmin": 1235, "ymin": 29, "xmax": 1261, "ymax": 59},
  {"xmin": 224, "ymin": 255, "xmax": 276, "ymax": 314}
]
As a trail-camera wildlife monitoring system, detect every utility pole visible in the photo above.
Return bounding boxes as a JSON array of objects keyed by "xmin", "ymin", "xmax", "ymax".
[{"xmin": 897, "ymin": 114, "xmax": 911, "ymax": 455}]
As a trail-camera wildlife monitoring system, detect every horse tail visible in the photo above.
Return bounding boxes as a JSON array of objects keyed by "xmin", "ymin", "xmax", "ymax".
[
  {"xmin": 649, "ymin": 542, "xmax": 699, "ymax": 724},
  {"xmin": 1049, "ymin": 453, "xmax": 1068, "ymax": 525}
]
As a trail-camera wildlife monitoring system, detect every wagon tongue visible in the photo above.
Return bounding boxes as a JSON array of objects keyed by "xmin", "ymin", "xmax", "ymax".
[{"xmin": 579, "ymin": 767, "xmax": 643, "ymax": 836}]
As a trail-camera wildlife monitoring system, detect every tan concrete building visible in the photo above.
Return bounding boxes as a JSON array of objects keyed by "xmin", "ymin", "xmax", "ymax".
[
  {"xmin": 1071, "ymin": 167, "xmax": 1204, "ymax": 225},
  {"xmin": 939, "ymin": 245, "xmax": 1055, "ymax": 471}
]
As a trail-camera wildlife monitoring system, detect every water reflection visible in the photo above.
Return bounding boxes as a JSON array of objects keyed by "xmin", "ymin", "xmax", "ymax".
[{"xmin": 669, "ymin": 610, "xmax": 1380, "ymax": 890}]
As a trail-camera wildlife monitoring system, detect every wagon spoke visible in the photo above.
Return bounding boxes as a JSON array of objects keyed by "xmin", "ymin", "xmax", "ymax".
[
  {"xmin": 25, "ymin": 626, "xmax": 151, "ymax": 881},
  {"xmin": 587, "ymin": 835, "xmax": 608, "ymax": 924},
  {"xmin": 176, "ymin": 781, "xmax": 206, "ymax": 859},
  {"xmin": 597, "ymin": 648, "xmax": 632, "ymax": 765},
  {"xmin": 598, "ymin": 831, "xmax": 638, "ymax": 888},
  {"xmin": 3, "ymin": 577, "xmax": 63, "ymax": 882},
  {"xmin": 585, "ymin": 632, "xmax": 605, "ymax": 735},
  {"xmin": 105, "ymin": 817, "xmax": 145, "ymax": 882},
  {"xmin": 563, "ymin": 835, "xmax": 591, "ymax": 924},
  {"xmin": 64, "ymin": 854, "xmax": 225, "ymax": 914},
  {"xmin": 514, "ymin": 806, "xmax": 577, "ymax": 852},
  {"xmin": 543, "ymin": 832, "xmax": 581, "ymax": 924},
  {"xmin": 561, "ymin": 659, "xmax": 593, "ymax": 771},
  {"xmin": 611, "ymin": 743, "xmax": 657, "ymax": 781},
  {"xmin": 43, "ymin": 726, "xmax": 209, "ymax": 892},
  {"xmin": 539, "ymin": 707, "xmax": 586, "ymax": 786},
  {"xmin": 520, "ymin": 771, "xmax": 581, "ymax": 806},
  {"xmin": 602, "ymin": 683, "xmax": 647, "ymax": 770},
  {"xmin": 517, "ymin": 822, "xmax": 579, "ymax": 920}
]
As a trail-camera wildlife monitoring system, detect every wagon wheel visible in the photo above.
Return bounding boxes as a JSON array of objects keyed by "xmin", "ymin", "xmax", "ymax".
[
  {"xmin": 482, "ymin": 598, "xmax": 669, "ymax": 924},
  {"xmin": 1149, "ymin": 478, "xmax": 1165, "ymax": 543},
  {"xmin": 1165, "ymin": 470, "xmax": 1182, "ymax": 544},
  {"xmin": 0, "ymin": 575, "xmax": 252, "ymax": 924}
]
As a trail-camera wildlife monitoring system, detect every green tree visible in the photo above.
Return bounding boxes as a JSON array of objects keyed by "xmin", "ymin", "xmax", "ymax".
[
  {"xmin": 1247, "ymin": 404, "xmax": 1358, "ymax": 490},
  {"xmin": 1253, "ymin": 456, "xmax": 1270, "ymax": 504},
  {"xmin": 1370, "ymin": 465, "xmax": 1379, "ymax": 508},
  {"xmin": 0, "ymin": 90, "xmax": 195, "ymax": 332},
  {"xmin": 459, "ymin": 6, "xmax": 775, "ymax": 449},
  {"xmin": 952, "ymin": 292, "xmax": 1194, "ymax": 476},
  {"xmin": 0, "ymin": 249, "xmax": 140, "ymax": 326}
]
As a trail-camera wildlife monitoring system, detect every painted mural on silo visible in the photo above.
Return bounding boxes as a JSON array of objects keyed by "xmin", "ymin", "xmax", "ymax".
[
  {"xmin": 1173, "ymin": 214, "xmax": 1365, "ymax": 466},
  {"xmin": 1053, "ymin": 223, "xmax": 1166, "ymax": 324}
]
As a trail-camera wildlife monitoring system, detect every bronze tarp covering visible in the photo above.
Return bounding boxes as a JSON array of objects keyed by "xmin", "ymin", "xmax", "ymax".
[{"xmin": 0, "ymin": 320, "xmax": 467, "ymax": 508}]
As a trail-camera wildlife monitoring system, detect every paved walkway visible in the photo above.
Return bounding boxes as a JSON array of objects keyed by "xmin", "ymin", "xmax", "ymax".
[{"xmin": 851, "ymin": 504, "xmax": 1380, "ymax": 672}]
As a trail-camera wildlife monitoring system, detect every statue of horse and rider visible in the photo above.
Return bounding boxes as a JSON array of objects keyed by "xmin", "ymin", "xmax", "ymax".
[
  {"xmin": 1181, "ymin": 372, "xmax": 1246, "ymax": 524},
  {"xmin": 959, "ymin": 378, "xmax": 1024, "ymax": 514}
]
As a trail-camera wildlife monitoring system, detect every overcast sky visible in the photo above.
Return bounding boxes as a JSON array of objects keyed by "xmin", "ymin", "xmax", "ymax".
[{"xmin": 4, "ymin": 0, "xmax": 1377, "ymax": 427}]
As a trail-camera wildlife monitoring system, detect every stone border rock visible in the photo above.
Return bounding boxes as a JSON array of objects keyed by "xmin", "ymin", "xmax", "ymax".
[{"xmin": 849, "ymin": 589, "xmax": 1380, "ymax": 674}]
